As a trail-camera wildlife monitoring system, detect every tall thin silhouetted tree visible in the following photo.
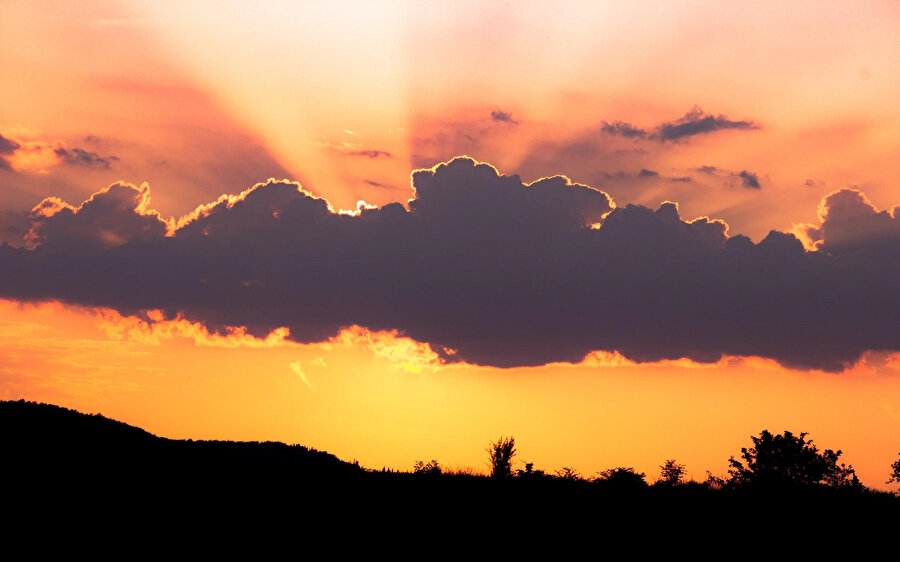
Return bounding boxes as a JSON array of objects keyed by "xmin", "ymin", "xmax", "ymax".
[{"xmin": 487, "ymin": 436, "xmax": 516, "ymax": 478}]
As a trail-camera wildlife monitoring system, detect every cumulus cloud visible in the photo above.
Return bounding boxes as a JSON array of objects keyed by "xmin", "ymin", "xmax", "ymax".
[
  {"xmin": 1, "ymin": 157, "xmax": 898, "ymax": 372},
  {"xmin": 655, "ymin": 106, "xmax": 759, "ymax": 142},
  {"xmin": 25, "ymin": 182, "xmax": 167, "ymax": 250},
  {"xmin": 799, "ymin": 188, "xmax": 900, "ymax": 254}
]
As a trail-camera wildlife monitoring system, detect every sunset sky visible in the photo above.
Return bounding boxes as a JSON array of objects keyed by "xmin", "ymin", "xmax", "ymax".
[{"xmin": 2, "ymin": 0, "xmax": 900, "ymax": 488}]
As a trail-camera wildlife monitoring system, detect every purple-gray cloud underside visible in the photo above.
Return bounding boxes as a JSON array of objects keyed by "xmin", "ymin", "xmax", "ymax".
[{"xmin": 1, "ymin": 157, "xmax": 898, "ymax": 372}]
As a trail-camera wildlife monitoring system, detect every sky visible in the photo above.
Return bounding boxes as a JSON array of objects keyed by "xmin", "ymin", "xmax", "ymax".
[{"xmin": 2, "ymin": 0, "xmax": 900, "ymax": 488}]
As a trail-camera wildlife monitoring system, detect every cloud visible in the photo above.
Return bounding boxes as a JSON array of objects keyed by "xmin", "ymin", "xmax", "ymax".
[
  {"xmin": 599, "ymin": 108, "xmax": 758, "ymax": 143},
  {"xmin": 490, "ymin": 110, "xmax": 518, "ymax": 124},
  {"xmin": 692, "ymin": 165, "xmax": 761, "ymax": 188},
  {"xmin": 1, "ymin": 158, "xmax": 898, "ymax": 372},
  {"xmin": 344, "ymin": 150, "xmax": 392, "ymax": 158},
  {"xmin": 0, "ymin": 134, "xmax": 19, "ymax": 154},
  {"xmin": 317, "ymin": 140, "xmax": 392, "ymax": 159},
  {"xmin": 601, "ymin": 121, "xmax": 648, "ymax": 139},
  {"xmin": 655, "ymin": 107, "xmax": 759, "ymax": 142},
  {"xmin": 799, "ymin": 188, "xmax": 900, "ymax": 254},
  {"xmin": 0, "ymin": 134, "xmax": 21, "ymax": 171},
  {"xmin": 0, "ymin": 131, "xmax": 118, "ymax": 173},
  {"xmin": 737, "ymin": 170, "xmax": 760, "ymax": 189},
  {"xmin": 362, "ymin": 179, "xmax": 394, "ymax": 189},
  {"xmin": 24, "ymin": 182, "xmax": 167, "ymax": 251},
  {"xmin": 0, "ymin": 134, "xmax": 20, "ymax": 170},
  {"xmin": 290, "ymin": 361, "xmax": 313, "ymax": 388},
  {"xmin": 597, "ymin": 168, "xmax": 691, "ymax": 185},
  {"xmin": 54, "ymin": 147, "xmax": 119, "ymax": 169},
  {"xmin": 0, "ymin": 210, "xmax": 30, "ymax": 246}
]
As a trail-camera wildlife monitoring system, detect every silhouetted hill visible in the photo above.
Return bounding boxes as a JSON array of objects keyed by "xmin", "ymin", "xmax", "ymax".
[
  {"xmin": 2, "ymin": 398, "xmax": 159, "ymax": 446},
  {"xmin": 2, "ymin": 399, "xmax": 361, "ymax": 489},
  {"xmin": 3, "ymin": 400, "xmax": 897, "ymax": 545}
]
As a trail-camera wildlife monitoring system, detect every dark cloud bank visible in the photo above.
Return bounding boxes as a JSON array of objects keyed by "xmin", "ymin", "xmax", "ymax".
[{"xmin": 2, "ymin": 157, "xmax": 899, "ymax": 372}]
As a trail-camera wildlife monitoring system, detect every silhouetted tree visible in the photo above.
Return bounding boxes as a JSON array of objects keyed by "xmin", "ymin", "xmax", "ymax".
[
  {"xmin": 656, "ymin": 459, "xmax": 686, "ymax": 486},
  {"xmin": 487, "ymin": 436, "xmax": 516, "ymax": 478},
  {"xmin": 888, "ymin": 454, "xmax": 900, "ymax": 485},
  {"xmin": 413, "ymin": 459, "xmax": 442, "ymax": 476},
  {"xmin": 728, "ymin": 430, "xmax": 858, "ymax": 487}
]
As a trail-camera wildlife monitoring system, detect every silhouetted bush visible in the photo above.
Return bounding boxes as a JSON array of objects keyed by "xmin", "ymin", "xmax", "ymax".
[
  {"xmin": 413, "ymin": 459, "xmax": 442, "ymax": 476},
  {"xmin": 516, "ymin": 462, "xmax": 547, "ymax": 479},
  {"xmin": 597, "ymin": 467, "xmax": 647, "ymax": 487},
  {"xmin": 728, "ymin": 430, "xmax": 858, "ymax": 488},
  {"xmin": 487, "ymin": 436, "xmax": 516, "ymax": 478}
]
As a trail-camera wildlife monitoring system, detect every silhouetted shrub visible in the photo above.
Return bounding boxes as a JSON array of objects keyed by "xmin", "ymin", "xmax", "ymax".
[
  {"xmin": 597, "ymin": 467, "xmax": 647, "ymax": 487},
  {"xmin": 413, "ymin": 459, "xmax": 442, "ymax": 476},
  {"xmin": 728, "ymin": 430, "xmax": 858, "ymax": 488},
  {"xmin": 516, "ymin": 462, "xmax": 546, "ymax": 479},
  {"xmin": 487, "ymin": 436, "xmax": 516, "ymax": 478}
]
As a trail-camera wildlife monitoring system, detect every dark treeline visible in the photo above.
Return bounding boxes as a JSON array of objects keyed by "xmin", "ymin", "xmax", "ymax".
[{"xmin": 3, "ymin": 400, "xmax": 898, "ymax": 545}]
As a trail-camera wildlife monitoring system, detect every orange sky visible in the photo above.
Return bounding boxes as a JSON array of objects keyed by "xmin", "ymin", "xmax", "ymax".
[{"xmin": 2, "ymin": 1, "xmax": 900, "ymax": 488}]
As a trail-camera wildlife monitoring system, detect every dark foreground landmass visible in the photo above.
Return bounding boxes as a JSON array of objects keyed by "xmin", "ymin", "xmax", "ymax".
[{"xmin": 3, "ymin": 400, "xmax": 898, "ymax": 548}]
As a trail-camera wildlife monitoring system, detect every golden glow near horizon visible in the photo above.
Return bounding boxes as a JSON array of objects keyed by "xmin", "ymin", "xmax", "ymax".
[
  {"xmin": 2, "ymin": 1, "xmax": 900, "ymax": 490},
  {"xmin": 2, "ymin": 299, "xmax": 900, "ymax": 488}
]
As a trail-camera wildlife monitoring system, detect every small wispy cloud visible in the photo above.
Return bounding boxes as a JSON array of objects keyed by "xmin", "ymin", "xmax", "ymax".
[
  {"xmin": 490, "ymin": 110, "xmax": 518, "ymax": 125},
  {"xmin": 290, "ymin": 361, "xmax": 313, "ymax": 388}
]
